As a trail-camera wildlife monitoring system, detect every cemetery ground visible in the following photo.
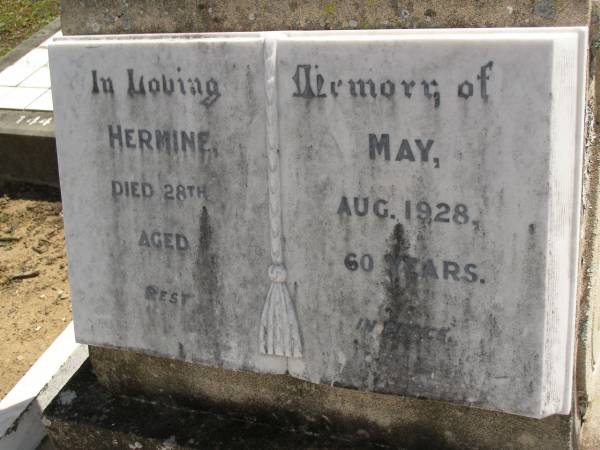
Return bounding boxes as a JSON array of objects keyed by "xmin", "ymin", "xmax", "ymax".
[
  {"xmin": 0, "ymin": 0, "xmax": 60, "ymax": 57},
  {"xmin": 0, "ymin": 181, "xmax": 71, "ymax": 399}
]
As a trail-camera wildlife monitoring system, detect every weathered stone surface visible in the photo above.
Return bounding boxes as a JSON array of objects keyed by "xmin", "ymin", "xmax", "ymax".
[
  {"xmin": 49, "ymin": 35, "xmax": 288, "ymax": 373},
  {"xmin": 277, "ymin": 29, "xmax": 586, "ymax": 418},
  {"xmin": 50, "ymin": 29, "xmax": 586, "ymax": 418},
  {"xmin": 59, "ymin": 0, "xmax": 590, "ymax": 36}
]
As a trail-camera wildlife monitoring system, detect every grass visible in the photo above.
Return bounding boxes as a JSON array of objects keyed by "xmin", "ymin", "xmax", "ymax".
[{"xmin": 0, "ymin": 0, "xmax": 60, "ymax": 57}]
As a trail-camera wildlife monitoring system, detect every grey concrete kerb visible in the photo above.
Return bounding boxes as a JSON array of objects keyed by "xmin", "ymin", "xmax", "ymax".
[
  {"xmin": 0, "ymin": 323, "xmax": 87, "ymax": 450},
  {"xmin": 0, "ymin": 18, "xmax": 61, "ymax": 74}
]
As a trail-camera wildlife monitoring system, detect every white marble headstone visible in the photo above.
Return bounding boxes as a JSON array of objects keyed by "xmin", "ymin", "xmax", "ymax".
[{"xmin": 49, "ymin": 28, "xmax": 587, "ymax": 418}]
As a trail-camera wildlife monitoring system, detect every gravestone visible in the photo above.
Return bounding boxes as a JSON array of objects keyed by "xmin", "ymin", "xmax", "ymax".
[
  {"xmin": 49, "ymin": 28, "xmax": 586, "ymax": 420},
  {"xmin": 276, "ymin": 30, "xmax": 585, "ymax": 418}
]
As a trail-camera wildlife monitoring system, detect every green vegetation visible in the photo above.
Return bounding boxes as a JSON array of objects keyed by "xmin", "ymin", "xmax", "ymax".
[
  {"xmin": 0, "ymin": 0, "xmax": 60, "ymax": 57},
  {"xmin": 323, "ymin": 1, "xmax": 336, "ymax": 15}
]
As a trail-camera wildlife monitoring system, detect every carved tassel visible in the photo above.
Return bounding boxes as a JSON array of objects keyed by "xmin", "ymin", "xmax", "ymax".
[
  {"xmin": 259, "ymin": 36, "xmax": 303, "ymax": 358},
  {"xmin": 260, "ymin": 265, "xmax": 302, "ymax": 357}
]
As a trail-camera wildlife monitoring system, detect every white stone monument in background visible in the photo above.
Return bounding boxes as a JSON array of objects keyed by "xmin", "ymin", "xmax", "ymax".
[{"xmin": 49, "ymin": 27, "xmax": 587, "ymax": 418}]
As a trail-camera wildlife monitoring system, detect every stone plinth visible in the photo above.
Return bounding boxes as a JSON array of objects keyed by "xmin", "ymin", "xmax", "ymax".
[{"xmin": 43, "ymin": 347, "xmax": 573, "ymax": 450}]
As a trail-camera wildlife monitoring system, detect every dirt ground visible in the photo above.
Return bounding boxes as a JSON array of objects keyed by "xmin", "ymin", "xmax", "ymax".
[{"xmin": 0, "ymin": 182, "xmax": 71, "ymax": 399}]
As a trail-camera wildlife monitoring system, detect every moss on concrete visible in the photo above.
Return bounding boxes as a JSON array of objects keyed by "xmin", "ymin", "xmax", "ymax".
[
  {"xmin": 88, "ymin": 346, "xmax": 573, "ymax": 450},
  {"xmin": 0, "ymin": 0, "xmax": 59, "ymax": 57},
  {"xmin": 60, "ymin": 0, "xmax": 589, "ymax": 35}
]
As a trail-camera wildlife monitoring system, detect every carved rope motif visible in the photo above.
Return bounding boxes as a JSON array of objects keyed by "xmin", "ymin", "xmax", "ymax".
[{"xmin": 259, "ymin": 36, "xmax": 303, "ymax": 358}]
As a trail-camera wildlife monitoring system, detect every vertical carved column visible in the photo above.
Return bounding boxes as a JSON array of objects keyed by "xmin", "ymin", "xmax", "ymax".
[{"xmin": 259, "ymin": 35, "xmax": 303, "ymax": 358}]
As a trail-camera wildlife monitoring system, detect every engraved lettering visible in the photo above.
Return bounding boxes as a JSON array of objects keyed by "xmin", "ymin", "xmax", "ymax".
[
  {"xmin": 369, "ymin": 134, "xmax": 390, "ymax": 160},
  {"xmin": 478, "ymin": 61, "xmax": 494, "ymax": 101},
  {"xmin": 396, "ymin": 139, "xmax": 415, "ymax": 162},
  {"xmin": 138, "ymin": 230, "xmax": 190, "ymax": 251},
  {"xmin": 458, "ymin": 81, "xmax": 474, "ymax": 99},
  {"xmin": 91, "ymin": 70, "xmax": 114, "ymax": 94},
  {"xmin": 126, "ymin": 68, "xmax": 220, "ymax": 107},
  {"xmin": 108, "ymin": 125, "xmax": 123, "ymax": 149},
  {"xmin": 292, "ymin": 64, "xmax": 316, "ymax": 98},
  {"xmin": 422, "ymin": 80, "xmax": 440, "ymax": 108}
]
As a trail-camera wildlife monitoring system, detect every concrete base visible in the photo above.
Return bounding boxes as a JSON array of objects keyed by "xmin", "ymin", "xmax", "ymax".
[
  {"xmin": 44, "ymin": 360, "xmax": 390, "ymax": 450},
  {"xmin": 0, "ymin": 19, "xmax": 59, "ymax": 188},
  {"xmin": 53, "ymin": 346, "xmax": 575, "ymax": 450},
  {"xmin": 0, "ymin": 110, "xmax": 57, "ymax": 187}
]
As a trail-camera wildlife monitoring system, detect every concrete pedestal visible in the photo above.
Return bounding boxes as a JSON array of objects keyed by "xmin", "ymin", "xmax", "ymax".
[
  {"xmin": 44, "ymin": 347, "xmax": 578, "ymax": 450},
  {"xmin": 43, "ymin": 1, "xmax": 600, "ymax": 449}
]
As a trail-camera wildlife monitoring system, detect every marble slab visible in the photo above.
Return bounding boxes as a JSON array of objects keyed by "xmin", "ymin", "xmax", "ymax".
[
  {"xmin": 50, "ymin": 36, "xmax": 288, "ymax": 374},
  {"xmin": 49, "ymin": 28, "xmax": 587, "ymax": 418}
]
